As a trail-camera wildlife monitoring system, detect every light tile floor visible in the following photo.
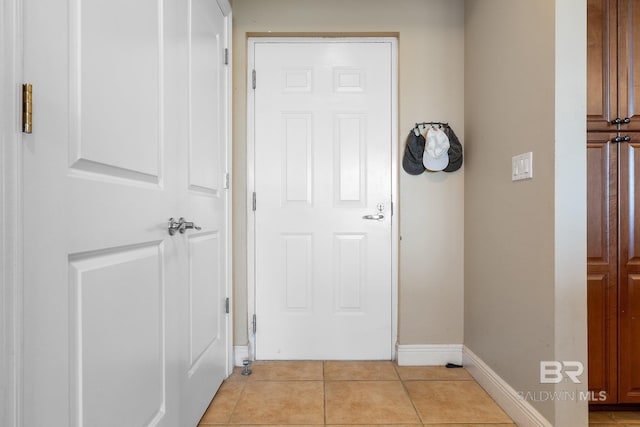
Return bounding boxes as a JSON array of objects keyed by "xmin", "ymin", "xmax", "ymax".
[{"xmin": 198, "ymin": 361, "xmax": 516, "ymax": 426}]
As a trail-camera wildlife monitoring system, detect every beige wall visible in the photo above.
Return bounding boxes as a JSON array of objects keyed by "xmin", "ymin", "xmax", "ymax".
[
  {"xmin": 464, "ymin": 0, "xmax": 587, "ymax": 424},
  {"xmin": 232, "ymin": 0, "xmax": 465, "ymax": 346}
]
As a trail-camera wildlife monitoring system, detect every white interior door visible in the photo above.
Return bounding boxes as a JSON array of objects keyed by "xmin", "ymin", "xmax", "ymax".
[
  {"xmin": 22, "ymin": 0, "xmax": 230, "ymax": 425},
  {"xmin": 251, "ymin": 40, "xmax": 394, "ymax": 360}
]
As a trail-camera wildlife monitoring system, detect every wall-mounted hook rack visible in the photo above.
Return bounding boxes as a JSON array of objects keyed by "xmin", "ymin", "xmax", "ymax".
[
  {"xmin": 413, "ymin": 122, "xmax": 449, "ymax": 135},
  {"xmin": 415, "ymin": 121, "xmax": 449, "ymax": 128}
]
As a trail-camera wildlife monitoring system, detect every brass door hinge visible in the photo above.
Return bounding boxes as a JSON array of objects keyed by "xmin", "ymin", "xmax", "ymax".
[{"xmin": 22, "ymin": 83, "xmax": 32, "ymax": 134}]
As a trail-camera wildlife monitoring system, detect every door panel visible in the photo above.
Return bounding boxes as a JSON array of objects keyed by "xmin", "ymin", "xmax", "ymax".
[
  {"xmin": 587, "ymin": 0, "xmax": 618, "ymax": 131},
  {"xmin": 335, "ymin": 114, "xmax": 366, "ymax": 205},
  {"xmin": 253, "ymin": 41, "xmax": 393, "ymax": 360},
  {"xmin": 188, "ymin": 0, "xmax": 224, "ymax": 194},
  {"xmin": 188, "ymin": 233, "xmax": 221, "ymax": 369},
  {"xmin": 70, "ymin": 244, "xmax": 165, "ymax": 427},
  {"xmin": 282, "ymin": 113, "xmax": 313, "ymax": 205},
  {"xmin": 619, "ymin": 135, "xmax": 640, "ymax": 402},
  {"xmin": 588, "ymin": 273, "xmax": 617, "ymax": 403},
  {"xmin": 587, "ymin": 132, "xmax": 618, "ymax": 404},
  {"xmin": 334, "ymin": 234, "xmax": 366, "ymax": 312},
  {"xmin": 282, "ymin": 234, "xmax": 313, "ymax": 311},
  {"xmin": 69, "ymin": 0, "xmax": 162, "ymax": 178},
  {"xmin": 617, "ymin": 0, "xmax": 640, "ymax": 131}
]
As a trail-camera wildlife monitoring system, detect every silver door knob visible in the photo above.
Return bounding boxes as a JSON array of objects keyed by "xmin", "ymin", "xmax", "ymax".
[
  {"xmin": 362, "ymin": 214, "xmax": 384, "ymax": 221},
  {"xmin": 168, "ymin": 217, "xmax": 181, "ymax": 236}
]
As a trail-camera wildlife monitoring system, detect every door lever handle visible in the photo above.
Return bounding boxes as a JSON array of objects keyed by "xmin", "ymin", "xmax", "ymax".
[
  {"xmin": 362, "ymin": 214, "xmax": 384, "ymax": 221},
  {"xmin": 168, "ymin": 217, "xmax": 202, "ymax": 236},
  {"xmin": 177, "ymin": 217, "xmax": 201, "ymax": 234}
]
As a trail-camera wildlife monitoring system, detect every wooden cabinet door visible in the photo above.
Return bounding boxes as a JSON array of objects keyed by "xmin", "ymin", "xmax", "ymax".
[
  {"xmin": 617, "ymin": 1, "xmax": 640, "ymax": 131},
  {"xmin": 618, "ymin": 133, "xmax": 640, "ymax": 402},
  {"xmin": 587, "ymin": 132, "xmax": 619, "ymax": 404},
  {"xmin": 588, "ymin": 0, "xmax": 618, "ymax": 131}
]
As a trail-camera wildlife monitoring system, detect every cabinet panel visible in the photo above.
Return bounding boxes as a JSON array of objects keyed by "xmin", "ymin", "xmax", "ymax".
[
  {"xmin": 588, "ymin": 0, "xmax": 618, "ymax": 131},
  {"xmin": 588, "ymin": 134, "xmax": 619, "ymax": 264},
  {"xmin": 587, "ymin": 133, "xmax": 618, "ymax": 404},
  {"xmin": 619, "ymin": 274, "xmax": 640, "ymax": 402},
  {"xmin": 619, "ymin": 138, "xmax": 640, "ymax": 267},
  {"xmin": 619, "ymin": 136, "xmax": 640, "ymax": 402},
  {"xmin": 618, "ymin": 0, "xmax": 640, "ymax": 131},
  {"xmin": 588, "ymin": 273, "xmax": 618, "ymax": 403}
]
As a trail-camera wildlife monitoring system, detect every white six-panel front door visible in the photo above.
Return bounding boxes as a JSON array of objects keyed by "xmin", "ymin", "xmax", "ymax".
[
  {"xmin": 252, "ymin": 40, "xmax": 394, "ymax": 360},
  {"xmin": 22, "ymin": 0, "xmax": 230, "ymax": 426}
]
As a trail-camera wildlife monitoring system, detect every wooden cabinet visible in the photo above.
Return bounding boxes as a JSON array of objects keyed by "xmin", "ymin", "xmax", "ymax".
[
  {"xmin": 588, "ymin": 0, "xmax": 640, "ymax": 132},
  {"xmin": 588, "ymin": 0, "xmax": 640, "ymax": 405}
]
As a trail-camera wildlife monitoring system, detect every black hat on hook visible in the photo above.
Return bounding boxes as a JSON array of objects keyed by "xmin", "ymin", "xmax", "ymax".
[
  {"xmin": 402, "ymin": 128, "xmax": 426, "ymax": 175},
  {"xmin": 443, "ymin": 126, "xmax": 463, "ymax": 173}
]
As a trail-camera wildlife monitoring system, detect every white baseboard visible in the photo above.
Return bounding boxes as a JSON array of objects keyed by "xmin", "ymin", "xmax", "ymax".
[
  {"xmin": 463, "ymin": 346, "xmax": 552, "ymax": 427},
  {"xmin": 233, "ymin": 345, "xmax": 249, "ymax": 367},
  {"xmin": 396, "ymin": 344, "xmax": 463, "ymax": 366}
]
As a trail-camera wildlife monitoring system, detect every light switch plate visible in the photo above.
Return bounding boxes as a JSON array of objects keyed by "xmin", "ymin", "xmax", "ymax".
[{"xmin": 512, "ymin": 152, "xmax": 533, "ymax": 181}]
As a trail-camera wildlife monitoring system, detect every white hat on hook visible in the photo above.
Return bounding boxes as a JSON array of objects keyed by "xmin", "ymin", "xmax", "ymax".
[{"xmin": 423, "ymin": 126, "xmax": 450, "ymax": 171}]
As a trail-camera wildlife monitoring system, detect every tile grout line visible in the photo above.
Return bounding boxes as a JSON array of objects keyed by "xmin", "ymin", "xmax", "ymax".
[
  {"xmin": 225, "ymin": 375, "xmax": 248, "ymax": 425},
  {"xmin": 323, "ymin": 361, "xmax": 328, "ymax": 426},
  {"xmin": 394, "ymin": 361, "xmax": 424, "ymax": 425},
  {"xmin": 398, "ymin": 372, "xmax": 425, "ymax": 424}
]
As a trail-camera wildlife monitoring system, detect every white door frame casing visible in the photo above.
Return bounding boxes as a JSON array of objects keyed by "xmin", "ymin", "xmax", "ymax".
[
  {"xmin": 0, "ymin": 1, "xmax": 233, "ymax": 425},
  {"xmin": 208, "ymin": 0, "xmax": 234, "ymax": 380},
  {"xmin": 1, "ymin": 0, "xmax": 23, "ymax": 425},
  {"xmin": 210, "ymin": 0, "xmax": 234, "ymax": 379},
  {"xmin": 220, "ymin": 1, "xmax": 234, "ymax": 378},
  {"xmin": 246, "ymin": 37, "xmax": 399, "ymax": 360}
]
